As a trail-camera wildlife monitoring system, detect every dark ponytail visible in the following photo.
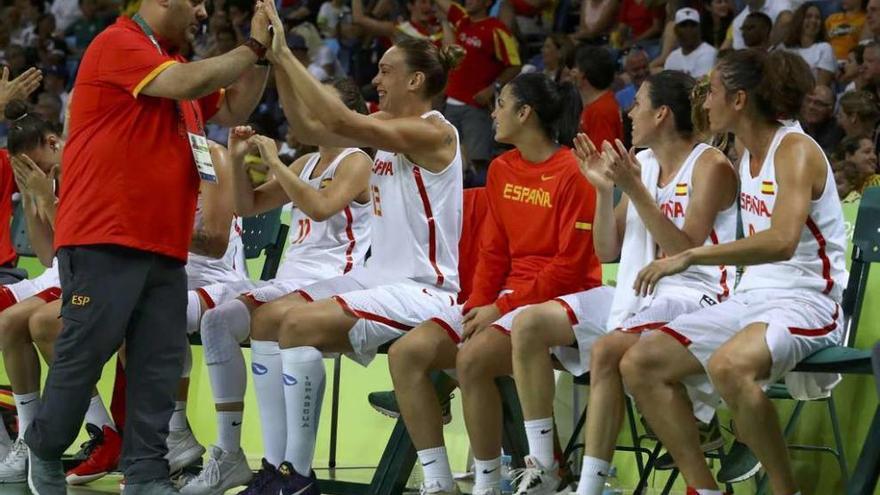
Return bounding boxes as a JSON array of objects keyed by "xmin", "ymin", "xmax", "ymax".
[
  {"xmin": 508, "ymin": 72, "xmax": 583, "ymax": 146},
  {"xmin": 4, "ymin": 100, "xmax": 60, "ymax": 155},
  {"xmin": 716, "ymin": 49, "xmax": 814, "ymax": 122},
  {"xmin": 645, "ymin": 70, "xmax": 698, "ymax": 136}
]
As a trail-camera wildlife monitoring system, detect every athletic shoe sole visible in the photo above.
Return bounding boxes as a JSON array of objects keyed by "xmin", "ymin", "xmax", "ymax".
[
  {"xmin": 719, "ymin": 460, "xmax": 762, "ymax": 484},
  {"xmin": 66, "ymin": 471, "xmax": 109, "ymax": 485},
  {"xmin": 369, "ymin": 403, "xmax": 452, "ymax": 425}
]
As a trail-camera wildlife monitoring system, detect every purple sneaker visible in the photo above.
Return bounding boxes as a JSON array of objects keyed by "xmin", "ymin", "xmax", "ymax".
[
  {"xmin": 237, "ymin": 459, "xmax": 282, "ymax": 495},
  {"xmin": 278, "ymin": 462, "xmax": 320, "ymax": 495}
]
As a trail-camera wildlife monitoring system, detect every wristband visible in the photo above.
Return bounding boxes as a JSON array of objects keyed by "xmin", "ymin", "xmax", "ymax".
[{"xmin": 243, "ymin": 37, "xmax": 267, "ymax": 61}]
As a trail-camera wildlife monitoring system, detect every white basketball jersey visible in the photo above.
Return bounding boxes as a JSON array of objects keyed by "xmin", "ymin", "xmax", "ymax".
[
  {"xmin": 276, "ymin": 148, "xmax": 372, "ymax": 283},
  {"xmin": 737, "ymin": 126, "xmax": 848, "ymax": 301},
  {"xmin": 644, "ymin": 144, "xmax": 738, "ymax": 300},
  {"xmin": 364, "ymin": 110, "xmax": 463, "ymax": 292},
  {"xmin": 186, "ymin": 198, "xmax": 248, "ymax": 290}
]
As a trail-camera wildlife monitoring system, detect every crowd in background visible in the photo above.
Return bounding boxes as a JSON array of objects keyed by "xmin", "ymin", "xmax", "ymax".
[{"xmin": 1, "ymin": 0, "xmax": 880, "ymax": 197}]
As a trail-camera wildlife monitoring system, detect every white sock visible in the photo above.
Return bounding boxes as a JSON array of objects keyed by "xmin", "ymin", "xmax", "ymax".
[
  {"xmin": 281, "ymin": 346, "xmax": 325, "ymax": 476},
  {"xmin": 577, "ymin": 456, "xmax": 611, "ymax": 495},
  {"xmin": 217, "ymin": 410, "xmax": 244, "ymax": 453},
  {"xmin": 169, "ymin": 400, "xmax": 188, "ymax": 432},
  {"xmin": 473, "ymin": 457, "xmax": 502, "ymax": 490},
  {"xmin": 252, "ymin": 340, "xmax": 287, "ymax": 468},
  {"xmin": 186, "ymin": 291, "xmax": 203, "ymax": 335},
  {"xmin": 12, "ymin": 393, "xmax": 38, "ymax": 437},
  {"xmin": 84, "ymin": 394, "xmax": 114, "ymax": 431},
  {"xmin": 524, "ymin": 417, "xmax": 555, "ymax": 467},
  {"xmin": 417, "ymin": 446, "xmax": 454, "ymax": 489}
]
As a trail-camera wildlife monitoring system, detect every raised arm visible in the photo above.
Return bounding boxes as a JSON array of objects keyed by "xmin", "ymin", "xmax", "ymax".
[
  {"xmin": 140, "ymin": 1, "xmax": 272, "ymax": 101},
  {"xmin": 604, "ymin": 141, "xmax": 737, "ymax": 256},
  {"xmin": 10, "ymin": 155, "xmax": 57, "ymax": 267},
  {"xmin": 189, "ymin": 143, "xmax": 238, "ymax": 258},
  {"xmin": 251, "ymin": 135, "xmax": 372, "ymax": 221},
  {"xmin": 227, "ymin": 126, "xmax": 299, "ymax": 217},
  {"xmin": 209, "ymin": 64, "xmax": 270, "ymax": 126},
  {"xmin": 573, "ymin": 134, "xmax": 627, "ymax": 262}
]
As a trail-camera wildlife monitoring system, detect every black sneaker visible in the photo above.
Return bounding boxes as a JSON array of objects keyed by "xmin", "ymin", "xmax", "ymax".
[
  {"xmin": 717, "ymin": 440, "xmax": 761, "ymax": 483},
  {"xmin": 368, "ymin": 390, "xmax": 453, "ymax": 424},
  {"xmin": 238, "ymin": 458, "xmax": 283, "ymax": 495},
  {"xmin": 278, "ymin": 461, "xmax": 320, "ymax": 495}
]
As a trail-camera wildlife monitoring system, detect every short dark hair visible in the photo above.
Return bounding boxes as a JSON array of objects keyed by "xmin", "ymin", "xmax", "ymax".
[
  {"xmin": 744, "ymin": 11, "xmax": 772, "ymax": 32},
  {"xmin": 4, "ymin": 100, "xmax": 61, "ymax": 155},
  {"xmin": 573, "ymin": 45, "xmax": 616, "ymax": 90}
]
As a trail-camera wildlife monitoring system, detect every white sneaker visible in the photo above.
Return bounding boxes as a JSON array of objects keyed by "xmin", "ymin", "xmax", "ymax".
[
  {"xmin": 0, "ymin": 439, "xmax": 28, "ymax": 483},
  {"xmin": 419, "ymin": 479, "xmax": 462, "ymax": 494},
  {"xmin": 179, "ymin": 445, "xmax": 252, "ymax": 495},
  {"xmin": 511, "ymin": 456, "xmax": 560, "ymax": 495},
  {"xmin": 472, "ymin": 487, "xmax": 502, "ymax": 495},
  {"xmin": 166, "ymin": 428, "xmax": 206, "ymax": 474}
]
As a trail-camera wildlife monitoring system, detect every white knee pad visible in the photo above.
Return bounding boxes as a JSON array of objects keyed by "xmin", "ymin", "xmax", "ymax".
[
  {"xmin": 201, "ymin": 299, "xmax": 251, "ymax": 365},
  {"xmin": 186, "ymin": 291, "xmax": 202, "ymax": 335}
]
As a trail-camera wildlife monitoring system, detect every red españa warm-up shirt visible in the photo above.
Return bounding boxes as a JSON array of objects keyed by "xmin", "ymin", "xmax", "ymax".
[
  {"xmin": 0, "ymin": 150, "xmax": 18, "ymax": 266},
  {"xmin": 464, "ymin": 147, "xmax": 602, "ymax": 315},
  {"xmin": 54, "ymin": 16, "xmax": 222, "ymax": 262}
]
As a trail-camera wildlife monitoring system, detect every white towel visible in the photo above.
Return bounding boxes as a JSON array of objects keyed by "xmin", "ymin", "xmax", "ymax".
[{"xmin": 606, "ymin": 149, "xmax": 660, "ymax": 330}]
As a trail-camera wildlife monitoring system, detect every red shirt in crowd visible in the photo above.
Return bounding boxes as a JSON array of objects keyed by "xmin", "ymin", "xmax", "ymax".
[
  {"xmin": 617, "ymin": 0, "xmax": 664, "ymax": 38},
  {"xmin": 55, "ymin": 16, "xmax": 222, "ymax": 262},
  {"xmin": 580, "ymin": 90, "xmax": 623, "ymax": 149},
  {"xmin": 0, "ymin": 150, "xmax": 18, "ymax": 266},
  {"xmin": 464, "ymin": 147, "xmax": 602, "ymax": 315},
  {"xmin": 445, "ymin": 3, "xmax": 520, "ymax": 106}
]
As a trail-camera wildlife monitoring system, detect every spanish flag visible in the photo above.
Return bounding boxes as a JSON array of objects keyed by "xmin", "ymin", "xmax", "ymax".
[
  {"xmin": 575, "ymin": 221, "xmax": 592, "ymax": 231},
  {"xmin": 320, "ymin": 178, "xmax": 333, "ymax": 189},
  {"xmin": 675, "ymin": 183, "xmax": 688, "ymax": 196},
  {"xmin": 761, "ymin": 181, "xmax": 775, "ymax": 195}
]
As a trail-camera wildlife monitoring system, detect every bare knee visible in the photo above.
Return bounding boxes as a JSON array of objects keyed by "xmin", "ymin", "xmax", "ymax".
[
  {"xmin": 510, "ymin": 309, "xmax": 547, "ymax": 356},
  {"xmin": 29, "ymin": 306, "xmax": 61, "ymax": 346},
  {"xmin": 591, "ymin": 333, "xmax": 631, "ymax": 378},
  {"xmin": 251, "ymin": 303, "xmax": 284, "ymax": 341},
  {"xmin": 456, "ymin": 343, "xmax": 496, "ymax": 386},
  {"xmin": 388, "ymin": 332, "xmax": 434, "ymax": 378},
  {"xmin": 0, "ymin": 312, "xmax": 28, "ymax": 350},
  {"xmin": 619, "ymin": 341, "xmax": 660, "ymax": 392},
  {"xmin": 708, "ymin": 352, "xmax": 754, "ymax": 401},
  {"xmin": 277, "ymin": 306, "xmax": 326, "ymax": 349}
]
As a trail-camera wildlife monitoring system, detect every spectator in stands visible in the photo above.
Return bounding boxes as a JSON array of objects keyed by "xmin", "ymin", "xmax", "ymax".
[
  {"xmin": 781, "ymin": 3, "xmax": 837, "ymax": 86},
  {"xmin": 841, "ymin": 44, "xmax": 867, "ymax": 91},
  {"xmin": 741, "ymin": 11, "xmax": 773, "ymax": 50},
  {"xmin": 664, "ymin": 7, "xmax": 717, "ymax": 78},
  {"xmin": 351, "ymin": 0, "xmax": 442, "ymax": 44},
  {"xmin": 615, "ymin": 47, "xmax": 649, "ymax": 112},
  {"xmin": 837, "ymin": 90, "xmax": 880, "ymax": 140},
  {"xmin": 723, "ymin": 0, "xmax": 792, "ymax": 50},
  {"xmin": 613, "ymin": 0, "xmax": 664, "ymax": 57},
  {"xmin": 213, "ymin": 25, "xmax": 239, "ymax": 56},
  {"xmin": 51, "ymin": 0, "xmax": 84, "ymax": 33},
  {"xmin": 572, "ymin": 45, "xmax": 622, "ymax": 148},
  {"xmin": 801, "ymin": 85, "xmax": 844, "ymax": 152},
  {"xmin": 702, "ymin": 0, "xmax": 735, "ymax": 48},
  {"xmin": 40, "ymin": 65, "xmax": 69, "ymax": 118},
  {"xmin": 836, "ymin": 160, "xmax": 861, "ymax": 199},
  {"xmin": 522, "ymin": 33, "xmax": 574, "ymax": 83},
  {"xmin": 33, "ymin": 94, "xmax": 62, "ymax": 137},
  {"xmin": 866, "ymin": 0, "xmax": 880, "ymax": 43},
  {"xmin": 572, "ymin": 0, "xmax": 618, "ymax": 42},
  {"xmin": 0, "ymin": 22, "xmax": 11, "ymax": 65},
  {"xmin": 12, "ymin": 0, "xmax": 44, "ymax": 48},
  {"xmin": 861, "ymin": 41, "xmax": 880, "ymax": 96},
  {"xmin": 64, "ymin": 0, "xmax": 110, "ymax": 54},
  {"xmin": 436, "ymin": 0, "xmax": 521, "ymax": 181},
  {"xmin": 826, "ymin": 0, "xmax": 865, "ymax": 61}
]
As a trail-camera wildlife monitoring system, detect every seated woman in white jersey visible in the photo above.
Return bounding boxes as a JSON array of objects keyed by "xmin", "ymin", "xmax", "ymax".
[
  {"xmin": 388, "ymin": 72, "xmax": 603, "ymax": 495},
  {"xmin": 241, "ymin": 5, "xmax": 464, "ymax": 495},
  {"xmin": 178, "ymin": 78, "xmax": 373, "ymax": 495},
  {"xmin": 506, "ymin": 71, "xmax": 739, "ymax": 495},
  {"xmin": 22, "ymin": 141, "xmax": 250, "ymax": 486},
  {"xmin": 0, "ymin": 100, "xmax": 67, "ymax": 484},
  {"xmin": 622, "ymin": 50, "xmax": 848, "ymax": 495}
]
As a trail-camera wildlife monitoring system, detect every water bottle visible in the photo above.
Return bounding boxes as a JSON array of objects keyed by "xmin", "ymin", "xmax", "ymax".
[
  {"xmin": 601, "ymin": 466, "xmax": 623, "ymax": 495},
  {"xmin": 499, "ymin": 454, "xmax": 514, "ymax": 494}
]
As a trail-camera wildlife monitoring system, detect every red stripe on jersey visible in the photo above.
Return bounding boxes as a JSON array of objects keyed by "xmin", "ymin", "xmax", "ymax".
[
  {"xmin": 490, "ymin": 323, "xmax": 511, "ymax": 335},
  {"xmin": 659, "ymin": 326, "xmax": 692, "ymax": 347},
  {"xmin": 342, "ymin": 206, "xmax": 356, "ymax": 274},
  {"xmin": 553, "ymin": 298, "xmax": 579, "ymax": 325},
  {"xmin": 789, "ymin": 305, "xmax": 839, "ymax": 337},
  {"xmin": 0, "ymin": 285, "xmax": 17, "ymax": 311},
  {"xmin": 195, "ymin": 287, "xmax": 216, "ymax": 309},
  {"xmin": 805, "ymin": 217, "xmax": 833, "ymax": 295},
  {"xmin": 35, "ymin": 287, "xmax": 61, "ymax": 303},
  {"xmin": 294, "ymin": 289, "xmax": 314, "ymax": 302},
  {"xmin": 412, "ymin": 167, "xmax": 445, "ymax": 287},
  {"xmin": 709, "ymin": 230, "xmax": 730, "ymax": 300},
  {"xmin": 619, "ymin": 321, "xmax": 667, "ymax": 334},
  {"xmin": 430, "ymin": 317, "xmax": 461, "ymax": 343},
  {"xmin": 332, "ymin": 295, "xmax": 413, "ymax": 331}
]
